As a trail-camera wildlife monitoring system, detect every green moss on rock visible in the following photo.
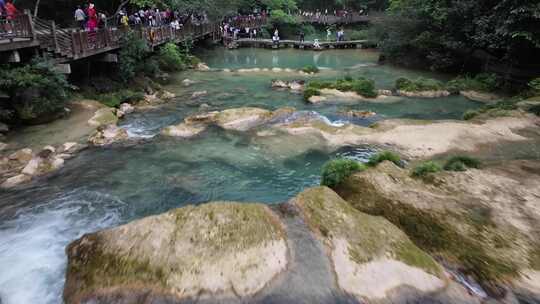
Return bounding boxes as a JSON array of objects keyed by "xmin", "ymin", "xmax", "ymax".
[{"xmin": 294, "ymin": 187, "xmax": 443, "ymax": 276}]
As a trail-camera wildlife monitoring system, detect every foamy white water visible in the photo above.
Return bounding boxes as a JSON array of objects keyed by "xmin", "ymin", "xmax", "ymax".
[{"xmin": 0, "ymin": 190, "xmax": 126, "ymax": 304}]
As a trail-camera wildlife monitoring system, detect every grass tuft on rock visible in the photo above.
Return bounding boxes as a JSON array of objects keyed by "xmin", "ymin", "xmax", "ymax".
[
  {"xmin": 411, "ymin": 161, "xmax": 442, "ymax": 178},
  {"xmin": 303, "ymin": 88, "xmax": 321, "ymax": 101},
  {"xmin": 395, "ymin": 77, "xmax": 444, "ymax": 92},
  {"xmin": 321, "ymin": 159, "xmax": 366, "ymax": 188},
  {"xmin": 444, "ymin": 155, "xmax": 481, "ymax": 171},
  {"xmin": 301, "ymin": 65, "xmax": 319, "ymax": 74},
  {"xmin": 367, "ymin": 151, "xmax": 402, "ymax": 167}
]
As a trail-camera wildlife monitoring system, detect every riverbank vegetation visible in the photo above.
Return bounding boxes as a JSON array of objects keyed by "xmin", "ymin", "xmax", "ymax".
[{"xmin": 0, "ymin": 59, "xmax": 72, "ymax": 124}]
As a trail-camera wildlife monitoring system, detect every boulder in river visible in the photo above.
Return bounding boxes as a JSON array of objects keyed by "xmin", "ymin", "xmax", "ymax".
[
  {"xmin": 293, "ymin": 187, "xmax": 446, "ymax": 302},
  {"xmin": 1, "ymin": 174, "xmax": 32, "ymax": 189},
  {"xmin": 192, "ymin": 90, "xmax": 208, "ymax": 99},
  {"xmin": 214, "ymin": 107, "xmax": 272, "ymax": 131},
  {"xmin": 334, "ymin": 160, "xmax": 540, "ymax": 297},
  {"xmin": 161, "ymin": 123, "xmax": 207, "ymax": 138},
  {"xmin": 271, "ymin": 80, "xmax": 305, "ymax": 91},
  {"xmin": 195, "ymin": 62, "xmax": 211, "ymax": 71},
  {"xmin": 88, "ymin": 124, "xmax": 128, "ymax": 146},
  {"xmin": 8, "ymin": 148, "xmax": 33, "ymax": 164},
  {"xmin": 64, "ymin": 202, "xmax": 288, "ymax": 303}
]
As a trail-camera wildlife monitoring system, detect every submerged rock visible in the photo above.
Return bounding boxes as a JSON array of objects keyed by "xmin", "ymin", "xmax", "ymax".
[
  {"xmin": 293, "ymin": 187, "xmax": 446, "ymax": 302},
  {"xmin": 88, "ymin": 124, "xmax": 128, "ymax": 146},
  {"xmin": 334, "ymin": 160, "xmax": 540, "ymax": 296},
  {"xmin": 64, "ymin": 202, "xmax": 288, "ymax": 303},
  {"xmin": 182, "ymin": 79, "xmax": 197, "ymax": 87},
  {"xmin": 338, "ymin": 110, "xmax": 376, "ymax": 118},
  {"xmin": 192, "ymin": 90, "xmax": 208, "ymax": 99}
]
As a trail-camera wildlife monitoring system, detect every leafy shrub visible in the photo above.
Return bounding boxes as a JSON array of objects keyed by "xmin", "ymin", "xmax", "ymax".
[
  {"xmin": 321, "ymin": 158, "xmax": 366, "ymax": 188},
  {"xmin": 352, "ymin": 78, "xmax": 377, "ymax": 98},
  {"xmin": 395, "ymin": 77, "xmax": 444, "ymax": 91},
  {"xmin": 157, "ymin": 42, "xmax": 187, "ymax": 72},
  {"xmin": 444, "ymin": 156, "xmax": 481, "ymax": 171},
  {"xmin": 303, "ymin": 88, "xmax": 321, "ymax": 101},
  {"xmin": 367, "ymin": 151, "xmax": 402, "ymax": 167},
  {"xmin": 311, "ymin": 77, "xmax": 377, "ymax": 97},
  {"xmin": 307, "ymin": 80, "xmax": 334, "ymax": 90},
  {"xmin": 118, "ymin": 30, "xmax": 150, "ymax": 82},
  {"xmin": 412, "ymin": 161, "xmax": 442, "ymax": 177},
  {"xmin": 93, "ymin": 90, "xmax": 145, "ymax": 108},
  {"xmin": 0, "ymin": 58, "xmax": 71, "ymax": 122},
  {"xmin": 302, "ymin": 65, "xmax": 320, "ymax": 74},
  {"xmin": 463, "ymin": 110, "xmax": 479, "ymax": 120},
  {"xmin": 446, "ymin": 73, "xmax": 499, "ymax": 93},
  {"xmin": 349, "ymin": 30, "xmax": 369, "ymax": 41}
]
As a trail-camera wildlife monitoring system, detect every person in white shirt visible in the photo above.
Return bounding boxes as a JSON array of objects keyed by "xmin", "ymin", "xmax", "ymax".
[{"xmin": 74, "ymin": 6, "xmax": 86, "ymax": 29}]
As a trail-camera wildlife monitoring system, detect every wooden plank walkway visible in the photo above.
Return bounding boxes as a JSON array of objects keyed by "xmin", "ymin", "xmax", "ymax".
[
  {"xmin": 0, "ymin": 12, "xmax": 266, "ymax": 63},
  {"xmin": 233, "ymin": 38, "xmax": 372, "ymax": 50}
]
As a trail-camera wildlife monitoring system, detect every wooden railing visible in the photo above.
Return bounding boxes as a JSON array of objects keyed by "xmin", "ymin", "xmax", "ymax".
[
  {"xmin": 1, "ymin": 12, "xmax": 266, "ymax": 61},
  {"xmin": 298, "ymin": 13, "xmax": 369, "ymax": 24},
  {"xmin": 0, "ymin": 13, "xmax": 35, "ymax": 40}
]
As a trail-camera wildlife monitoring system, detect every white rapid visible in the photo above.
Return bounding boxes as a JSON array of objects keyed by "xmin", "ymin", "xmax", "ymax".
[{"xmin": 0, "ymin": 190, "xmax": 126, "ymax": 304}]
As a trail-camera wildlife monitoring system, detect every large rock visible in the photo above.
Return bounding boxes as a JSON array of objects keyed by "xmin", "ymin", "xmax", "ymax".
[
  {"xmin": 8, "ymin": 148, "xmax": 33, "ymax": 163},
  {"xmin": 119, "ymin": 103, "xmax": 134, "ymax": 114},
  {"xmin": 161, "ymin": 123, "xmax": 207, "ymax": 138},
  {"xmin": 87, "ymin": 108, "xmax": 118, "ymax": 127},
  {"xmin": 1, "ymin": 174, "xmax": 32, "ymax": 189},
  {"xmin": 195, "ymin": 62, "xmax": 211, "ymax": 71},
  {"xmin": 64, "ymin": 202, "xmax": 288, "ymax": 303},
  {"xmin": 214, "ymin": 107, "xmax": 272, "ymax": 131},
  {"xmin": 334, "ymin": 160, "xmax": 540, "ymax": 296},
  {"xmin": 88, "ymin": 124, "xmax": 128, "ymax": 146},
  {"xmin": 271, "ymin": 80, "xmax": 304, "ymax": 91},
  {"xmin": 293, "ymin": 187, "xmax": 446, "ymax": 302}
]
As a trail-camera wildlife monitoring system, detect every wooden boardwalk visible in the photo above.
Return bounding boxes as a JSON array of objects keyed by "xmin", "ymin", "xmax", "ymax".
[
  {"xmin": 233, "ymin": 38, "xmax": 372, "ymax": 50},
  {"xmin": 0, "ymin": 12, "xmax": 265, "ymax": 64}
]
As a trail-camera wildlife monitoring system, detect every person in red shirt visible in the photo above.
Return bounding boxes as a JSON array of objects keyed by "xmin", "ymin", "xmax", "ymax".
[
  {"xmin": 5, "ymin": 0, "xmax": 17, "ymax": 20},
  {"xmin": 4, "ymin": 0, "xmax": 17, "ymax": 33}
]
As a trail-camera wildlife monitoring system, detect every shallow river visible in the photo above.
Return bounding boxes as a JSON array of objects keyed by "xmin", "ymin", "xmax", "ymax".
[{"xmin": 0, "ymin": 48, "xmax": 484, "ymax": 304}]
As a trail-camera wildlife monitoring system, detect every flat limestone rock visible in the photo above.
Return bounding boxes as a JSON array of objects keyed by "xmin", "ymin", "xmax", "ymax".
[
  {"xmin": 293, "ymin": 187, "xmax": 445, "ymax": 302},
  {"xmin": 276, "ymin": 114, "xmax": 539, "ymax": 158},
  {"xmin": 88, "ymin": 124, "xmax": 128, "ymax": 146},
  {"xmin": 64, "ymin": 202, "xmax": 288, "ymax": 304},
  {"xmin": 397, "ymin": 90, "xmax": 451, "ymax": 98},
  {"xmin": 0, "ymin": 174, "xmax": 31, "ymax": 189}
]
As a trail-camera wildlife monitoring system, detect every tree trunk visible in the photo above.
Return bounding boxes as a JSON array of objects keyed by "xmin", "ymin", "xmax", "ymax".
[{"xmin": 33, "ymin": 0, "xmax": 41, "ymax": 17}]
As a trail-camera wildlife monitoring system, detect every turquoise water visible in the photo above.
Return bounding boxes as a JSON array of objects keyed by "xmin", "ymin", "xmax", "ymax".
[{"xmin": 0, "ymin": 48, "xmax": 484, "ymax": 304}]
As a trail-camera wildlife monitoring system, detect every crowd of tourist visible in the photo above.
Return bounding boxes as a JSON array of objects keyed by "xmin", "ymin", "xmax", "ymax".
[
  {"xmin": 299, "ymin": 8, "xmax": 365, "ymax": 23},
  {"xmin": 0, "ymin": 0, "xmax": 19, "ymax": 34}
]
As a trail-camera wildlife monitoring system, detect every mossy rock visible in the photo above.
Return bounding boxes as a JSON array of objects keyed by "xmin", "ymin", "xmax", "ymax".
[
  {"xmin": 294, "ymin": 187, "xmax": 445, "ymax": 301},
  {"xmin": 334, "ymin": 161, "xmax": 539, "ymax": 294},
  {"xmin": 64, "ymin": 202, "xmax": 288, "ymax": 303}
]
